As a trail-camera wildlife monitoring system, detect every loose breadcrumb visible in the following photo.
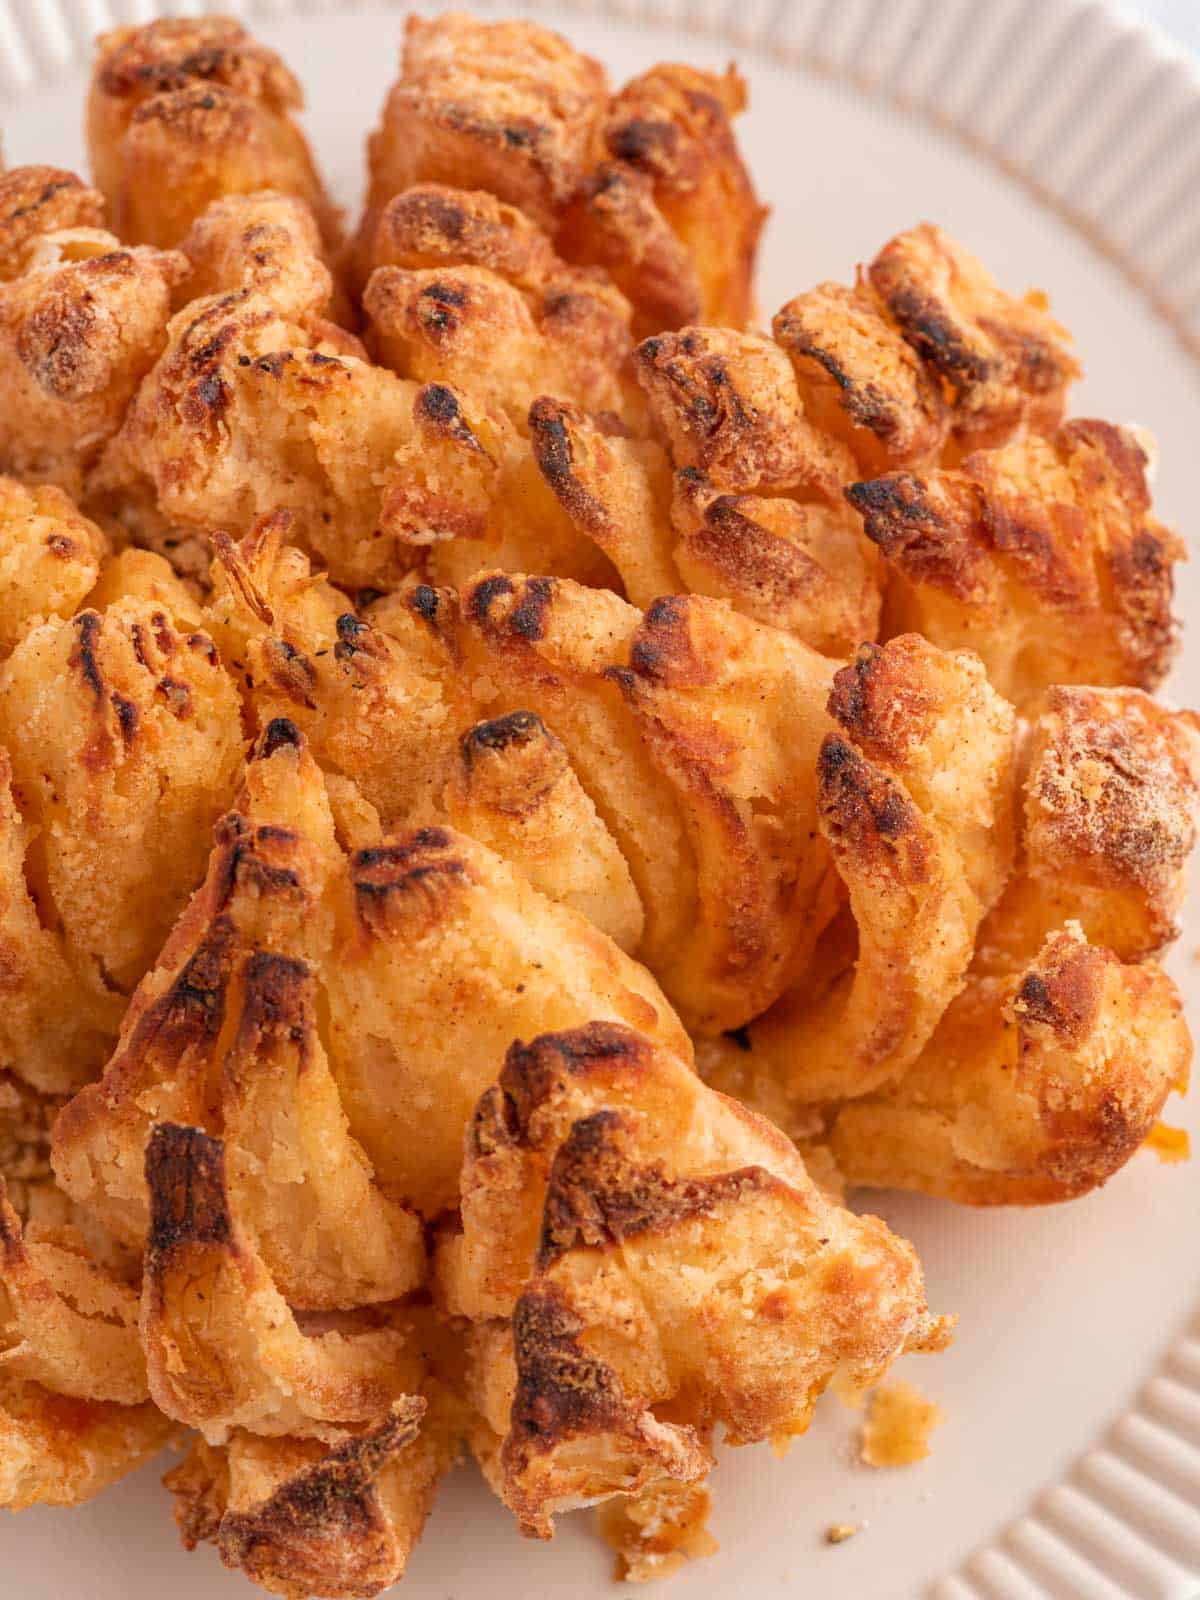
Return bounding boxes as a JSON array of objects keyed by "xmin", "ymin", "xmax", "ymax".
[
  {"xmin": 860, "ymin": 1382, "xmax": 943, "ymax": 1468},
  {"xmin": 1142, "ymin": 1122, "xmax": 1191, "ymax": 1164},
  {"xmin": 825, "ymin": 1523, "xmax": 859, "ymax": 1545}
]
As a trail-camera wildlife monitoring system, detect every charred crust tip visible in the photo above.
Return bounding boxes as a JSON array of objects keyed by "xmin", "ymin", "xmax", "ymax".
[
  {"xmin": 145, "ymin": 1122, "xmax": 231, "ymax": 1257},
  {"xmin": 461, "ymin": 710, "xmax": 545, "ymax": 765},
  {"xmin": 259, "ymin": 717, "xmax": 303, "ymax": 758}
]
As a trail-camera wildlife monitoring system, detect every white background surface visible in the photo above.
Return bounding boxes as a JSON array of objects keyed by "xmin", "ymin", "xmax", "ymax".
[{"xmin": 3, "ymin": 3, "xmax": 1200, "ymax": 1597}]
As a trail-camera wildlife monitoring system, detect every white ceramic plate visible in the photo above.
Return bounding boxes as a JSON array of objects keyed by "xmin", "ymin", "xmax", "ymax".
[{"xmin": 4, "ymin": 1, "xmax": 1200, "ymax": 1596}]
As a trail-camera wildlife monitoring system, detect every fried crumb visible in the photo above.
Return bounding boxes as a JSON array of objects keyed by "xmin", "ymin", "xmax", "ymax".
[
  {"xmin": 825, "ymin": 1522, "xmax": 859, "ymax": 1545},
  {"xmin": 598, "ymin": 1480, "xmax": 718, "ymax": 1582},
  {"xmin": 1142, "ymin": 1122, "xmax": 1191, "ymax": 1164},
  {"xmin": 860, "ymin": 1381, "xmax": 943, "ymax": 1468}
]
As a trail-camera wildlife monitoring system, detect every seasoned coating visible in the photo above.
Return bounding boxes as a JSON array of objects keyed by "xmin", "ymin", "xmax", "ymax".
[
  {"xmin": 847, "ymin": 420, "xmax": 1182, "ymax": 703},
  {"xmin": 0, "ymin": 1165, "xmax": 170, "ymax": 1510},
  {"xmin": 701, "ymin": 635, "xmax": 1015, "ymax": 1106},
  {"xmin": 90, "ymin": 285, "xmax": 420, "ymax": 587},
  {"xmin": 866, "ymin": 225, "xmax": 1077, "ymax": 452},
  {"xmin": 361, "ymin": 12, "xmax": 607, "ymax": 243},
  {"xmin": 174, "ymin": 190, "xmax": 336, "ymax": 317},
  {"xmin": 0, "ymin": 167, "xmax": 107, "ymax": 282},
  {"xmin": 775, "ymin": 227, "xmax": 1077, "ymax": 471},
  {"xmin": 142, "ymin": 1123, "xmax": 422, "ymax": 1440},
  {"xmin": 0, "ymin": 1371, "xmax": 173, "ymax": 1509},
  {"xmin": 0, "ymin": 177, "xmax": 186, "ymax": 495},
  {"xmin": 383, "ymin": 382, "xmax": 619, "ymax": 590},
  {"xmin": 830, "ymin": 925, "xmax": 1191, "ymax": 1204},
  {"xmin": 0, "ymin": 594, "xmax": 243, "ymax": 1006},
  {"xmin": 0, "ymin": 1179, "xmax": 146, "ymax": 1405},
  {"xmin": 359, "ymin": 15, "xmax": 762, "ymax": 334},
  {"xmin": 444, "ymin": 711, "xmax": 644, "ymax": 952},
  {"xmin": 164, "ymin": 1395, "xmax": 454, "ymax": 1600},
  {"xmin": 445, "ymin": 1024, "xmax": 950, "ymax": 1533},
  {"xmin": 87, "ymin": 17, "xmax": 338, "ymax": 251},
  {"xmin": 530, "ymin": 387, "xmax": 880, "ymax": 655},
  {"xmin": 363, "ymin": 257, "xmax": 636, "ymax": 428},
  {"xmin": 559, "ymin": 64, "xmax": 765, "ymax": 335},
  {"xmin": 323, "ymin": 823, "xmax": 689, "ymax": 1216},
  {"xmin": 210, "ymin": 530, "xmax": 474, "ymax": 820},
  {"xmin": 0, "ymin": 478, "xmax": 108, "ymax": 660},
  {"xmin": 774, "ymin": 278, "xmax": 949, "ymax": 476},
  {"xmin": 52, "ymin": 726, "xmax": 426, "ymax": 1303},
  {"xmin": 635, "ymin": 326, "xmax": 856, "ymax": 502},
  {"xmin": 459, "ymin": 574, "xmax": 839, "ymax": 1032},
  {"xmin": 530, "ymin": 326, "xmax": 880, "ymax": 653},
  {"xmin": 829, "ymin": 690, "xmax": 1199, "ymax": 1203},
  {"xmin": 54, "ymin": 721, "xmax": 687, "ymax": 1233},
  {"xmin": 980, "ymin": 687, "xmax": 1200, "ymax": 970}
]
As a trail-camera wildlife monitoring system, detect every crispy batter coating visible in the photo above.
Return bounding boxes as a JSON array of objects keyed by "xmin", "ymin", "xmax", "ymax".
[
  {"xmin": 636, "ymin": 326, "xmax": 856, "ymax": 502},
  {"xmin": 87, "ymin": 17, "xmax": 338, "ymax": 251},
  {"xmin": 174, "ymin": 190, "xmax": 336, "ymax": 317},
  {"xmin": 52, "ymin": 727, "xmax": 427, "ymax": 1301},
  {"xmin": 868, "ymin": 224, "xmax": 1077, "ymax": 453},
  {"xmin": 530, "ymin": 385, "xmax": 880, "ymax": 655},
  {"xmin": 164, "ymin": 1390, "xmax": 457, "ymax": 1600},
  {"xmin": 830, "ymin": 925, "xmax": 1191, "ymax": 1203},
  {"xmin": 0, "ymin": 591, "xmax": 243, "ymax": 1007},
  {"xmin": 443, "ymin": 1023, "xmax": 950, "ymax": 1532},
  {"xmin": 0, "ymin": 477, "xmax": 108, "ymax": 658},
  {"xmin": 828, "ymin": 690, "xmax": 1199, "ymax": 1202},
  {"xmin": 980, "ymin": 687, "xmax": 1200, "ymax": 970},
  {"xmin": 0, "ymin": 1170, "xmax": 171, "ymax": 1510},
  {"xmin": 775, "ymin": 227, "xmax": 1077, "ymax": 471},
  {"xmin": 597, "ymin": 1477, "xmax": 717, "ymax": 1582},
  {"xmin": 54, "ymin": 722, "xmax": 687, "ymax": 1234},
  {"xmin": 701, "ymin": 635, "xmax": 1015, "ymax": 1107},
  {"xmin": 90, "ymin": 285, "xmax": 419, "ymax": 586},
  {"xmin": 0, "ymin": 171, "xmax": 186, "ymax": 495},
  {"xmin": 142, "ymin": 1123, "xmax": 424, "ymax": 1440},
  {"xmin": 559, "ymin": 64, "xmax": 765, "ymax": 335},
  {"xmin": 0, "ymin": 167, "xmax": 107, "ymax": 283},
  {"xmin": 847, "ymin": 420, "xmax": 1182, "ymax": 702},
  {"xmin": 1, "ymin": 1179, "xmax": 146, "ymax": 1404},
  {"xmin": 360, "ymin": 15, "xmax": 761, "ymax": 334},
  {"xmin": 364, "ymin": 260, "xmax": 634, "ymax": 426},
  {"xmin": 0, "ymin": 1372, "xmax": 173, "ymax": 1509},
  {"xmin": 459, "ymin": 574, "xmax": 839, "ymax": 1032},
  {"xmin": 444, "ymin": 711, "xmax": 644, "ymax": 952},
  {"xmin": 363, "ymin": 12, "xmax": 608, "ymax": 240}
]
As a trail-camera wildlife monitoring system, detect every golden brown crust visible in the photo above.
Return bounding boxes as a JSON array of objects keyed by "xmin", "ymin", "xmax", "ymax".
[
  {"xmin": 847, "ymin": 420, "xmax": 1183, "ymax": 703},
  {"xmin": 363, "ymin": 253, "xmax": 636, "ymax": 425},
  {"xmin": 89, "ymin": 285, "xmax": 422, "ymax": 587},
  {"xmin": 142, "ymin": 1122, "xmax": 422, "ymax": 1439},
  {"xmin": 51, "ymin": 726, "xmax": 427, "ymax": 1300},
  {"xmin": 87, "ymin": 17, "xmax": 338, "ymax": 250},
  {"xmin": 163, "ymin": 1395, "xmax": 453, "ymax": 1600},
  {"xmin": 773, "ymin": 277, "xmax": 949, "ymax": 475},
  {"xmin": 635, "ymin": 326, "xmax": 857, "ymax": 501},
  {"xmin": 831, "ymin": 925, "xmax": 1191, "ymax": 1204},
  {"xmin": 0, "ymin": 167, "xmax": 107, "ymax": 283},
  {"xmin": 979, "ymin": 687, "xmax": 1200, "ymax": 969},
  {"xmin": 0, "ymin": 219, "xmax": 186, "ymax": 496},
  {"xmin": 559, "ymin": 63, "xmax": 765, "ymax": 335},
  {"xmin": 447, "ymin": 1022, "xmax": 950, "ymax": 1533},
  {"xmin": 702, "ymin": 635, "xmax": 1015, "ymax": 1107},
  {"xmin": 459, "ymin": 573, "xmax": 839, "ymax": 1032},
  {"xmin": 866, "ymin": 223, "xmax": 1078, "ymax": 451},
  {"xmin": 363, "ymin": 12, "xmax": 608, "ymax": 239},
  {"xmin": 0, "ymin": 594, "xmax": 243, "ymax": 1004}
]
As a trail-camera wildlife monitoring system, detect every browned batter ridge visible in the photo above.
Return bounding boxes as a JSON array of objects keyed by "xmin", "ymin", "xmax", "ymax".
[{"xmin": 1, "ymin": 12, "xmax": 1197, "ymax": 1596}]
